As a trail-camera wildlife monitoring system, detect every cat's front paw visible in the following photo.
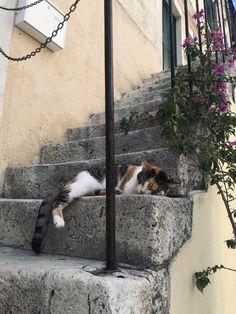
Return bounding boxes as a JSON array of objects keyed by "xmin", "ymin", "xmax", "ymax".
[{"xmin": 53, "ymin": 215, "xmax": 65, "ymax": 228}]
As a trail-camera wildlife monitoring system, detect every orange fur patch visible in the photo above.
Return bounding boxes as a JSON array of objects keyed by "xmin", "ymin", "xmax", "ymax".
[
  {"xmin": 142, "ymin": 160, "xmax": 161, "ymax": 174},
  {"xmin": 148, "ymin": 179, "xmax": 160, "ymax": 193},
  {"xmin": 119, "ymin": 165, "xmax": 136, "ymax": 190}
]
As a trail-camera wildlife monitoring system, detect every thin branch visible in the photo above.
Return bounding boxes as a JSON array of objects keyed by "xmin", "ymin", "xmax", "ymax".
[
  {"xmin": 215, "ymin": 180, "xmax": 236, "ymax": 238},
  {"xmin": 222, "ymin": 266, "xmax": 236, "ymax": 273}
]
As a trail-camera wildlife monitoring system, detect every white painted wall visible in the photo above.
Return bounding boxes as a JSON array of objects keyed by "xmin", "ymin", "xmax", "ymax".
[
  {"xmin": 0, "ymin": 0, "xmax": 16, "ymax": 120},
  {"xmin": 118, "ymin": 0, "xmax": 203, "ymax": 68},
  {"xmin": 118, "ymin": 0, "xmax": 163, "ymax": 65}
]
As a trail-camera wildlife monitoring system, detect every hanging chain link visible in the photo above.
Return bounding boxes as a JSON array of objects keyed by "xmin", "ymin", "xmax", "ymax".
[
  {"xmin": 0, "ymin": 0, "xmax": 44, "ymax": 11},
  {"xmin": 0, "ymin": 0, "xmax": 80, "ymax": 61}
]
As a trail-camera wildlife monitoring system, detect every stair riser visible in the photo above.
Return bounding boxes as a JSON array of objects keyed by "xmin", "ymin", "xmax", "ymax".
[
  {"xmin": 3, "ymin": 150, "xmax": 178, "ymax": 199},
  {"xmin": 41, "ymin": 127, "xmax": 164, "ymax": 164},
  {"xmin": 0, "ymin": 196, "xmax": 192, "ymax": 269},
  {"xmin": 68, "ymin": 119, "xmax": 158, "ymax": 141},
  {"xmin": 116, "ymin": 82, "xmax": 170, "ymax": 108},
  {"xmin": 142, "ymin": 71, "xmax": 170, "ymax": 84},
  {"xmin": 0, "ymin": 248, "xmax": 154, "ymax": 314},
  {"xmin": 132, "ymin": 78, "xmax": 171, "ymax": 93},
  {"xmin": 90, "ymin": 99, "xmax": 161, "ymax": 124},
  {"xmin": 118, "ymin": 87, "xmax": 169, "ymax": 106}
]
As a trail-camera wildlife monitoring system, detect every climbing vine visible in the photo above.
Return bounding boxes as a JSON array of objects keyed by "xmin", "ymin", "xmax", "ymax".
[{"xmin": 120, "ymin": 10, "xmax": 236, "ymax": 292}]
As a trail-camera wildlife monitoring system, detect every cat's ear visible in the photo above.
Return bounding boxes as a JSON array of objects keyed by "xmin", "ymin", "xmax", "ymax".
[{"xmin": 142, "ymin": 160, "xmax": 152, "ymax": 170}]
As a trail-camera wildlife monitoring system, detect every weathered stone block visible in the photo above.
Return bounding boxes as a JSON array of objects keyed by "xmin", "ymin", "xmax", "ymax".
[
  {"xmin": 40, "ymin": 126, "xmax": 164, "ymax": 164},
  {"xmin": 0, "ymin": 195, "xmax": 192, "ymax": 269},
  {"xmin": 0, "ymin": 247, "xmax": 153, "ymax": 314}
]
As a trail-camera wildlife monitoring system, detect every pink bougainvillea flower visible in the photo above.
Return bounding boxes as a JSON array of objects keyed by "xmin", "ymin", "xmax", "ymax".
[
  {"xmin": 219, "ymin": 81, "xmax": 228, "ymax": 93},
  {"xmin": 212, "ymin": 63, "xmax": 225, "ymax": 76},
  {"xmin": 182, "ymin": 36, "xmax": 197, "ymax": 48},
  {"xmin": 228, "ymin": 58, "xmax": 235, "ymax": 69},
  {"xmin": 229, "ymin": 140, "xmax": 236, "ymax": 146},
  {"xmin": 218, "ymin": 102, "xmax": 228, "ymax": 112},
  {"xmin": 143, "ymin": 107, "xmax": 151, "ymax": 114},
  {"xmin": 192, "ymin": 8, "xmax": 204, "ymax": 20},
  {"xmin": 182, "ymin": 37, "xmax": 191, "ymax": 47},
  {"xmin": 210, "ymin": 27, "xmax": 224, "ymax": 39},
  {"xmin": 213, "ymin": 41, "xmax": 225, "ymax": 51},
  {"xmin": 210, "ymin": 27, "xmax": 225, "ymax": 51}
]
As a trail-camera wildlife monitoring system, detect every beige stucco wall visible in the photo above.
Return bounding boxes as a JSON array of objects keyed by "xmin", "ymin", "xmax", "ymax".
[
  {"xmin": 170, "ymin": 186, "xmax": 236, "ymax": 314},
  {"xmin": 171, "ymin": 100, "xmax": 236, "ymax": 314},
  {"xmin": 0, "ymin": 0, "xmax": 161, "ymax": 188}
]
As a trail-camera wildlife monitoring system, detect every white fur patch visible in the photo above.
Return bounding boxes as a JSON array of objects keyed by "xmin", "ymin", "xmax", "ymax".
[
  {"xmin": 53, "ymin": 215, "xmax": 65, "ymax": 228},
  {"xmin": 137, "ymin": 180, "xmax": 152, "ymax": 194},
  {"xmin": 123, "ymin": 166, "xmax": 142, "ymax": 194},
  {"xmin": 68, "ymin": 171, "xmax": 105, "ymax": 201}
]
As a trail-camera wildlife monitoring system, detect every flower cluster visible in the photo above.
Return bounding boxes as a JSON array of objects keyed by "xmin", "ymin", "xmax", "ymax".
[
  {"xmin": 192, "ymin": 8, "xmax": 204, "ymax": 20},
  {"xmin": 182, "ymin": 36, "xmax": 198, "ymax": 48},
  {"xmin": 212, "ymin": 63, "xmax": 225, "ymax": 76},
  {"xmin": 210, "ymin": 27, "xmax": 225, "ymax": 51},
  {"xmin": 218, "ymin": 102, "xmax": 228, "ymax": 113},
  {"xmin": 228, "ymin": 58, "xmax": 235, "ymax": 69}
]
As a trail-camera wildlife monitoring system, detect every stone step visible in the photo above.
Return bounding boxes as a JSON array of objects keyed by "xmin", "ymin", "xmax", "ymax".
[
  {"xmin": 132, "ymin": 77, "xmax": 171, "ymax": 93},
  {"xmin": 3, "ymin": 149, "xmax": 179, "ymax": 199},
  {"xmin": 116, "ymin": 79, "xmax": 171, "ymax": 109},
  {"xmin": 40, "ymin": 126, "xmax": 164, "ymax": 164},
  {"xmin": 116, "ymin": 84, "xmax": 170, "ymax": 108},
  {"xmin": 0, "ymin": 247, "xmax": 169, "ymax": 314},
  {"xmin": 0, "ymin": 195, "xmax": 192, "ymax": 269},
  {"xmin": 90, "ymin": 98, "xmax": 161, "ymax": 125},
  {"xmin": 142, "ymin": 70, "xmax": 171, "ymax": 84},
  {"xmin": 67, "ymin": 119, "xmax": 158, "ymax": 141}
]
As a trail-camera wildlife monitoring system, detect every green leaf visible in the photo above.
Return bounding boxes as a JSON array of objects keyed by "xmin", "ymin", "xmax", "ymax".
[
  {"xmin": 195, "ymin": 276, "xmax": 211, "ymax": 293},
  {"xmin": 225, "ymin": 239, "xmax": 236, "ymax": 249}
]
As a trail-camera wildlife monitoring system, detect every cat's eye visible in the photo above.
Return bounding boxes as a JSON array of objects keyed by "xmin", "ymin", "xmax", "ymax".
[{"xmin": 137, "ymin": 173, "xmax": 142, "ymax": 179}]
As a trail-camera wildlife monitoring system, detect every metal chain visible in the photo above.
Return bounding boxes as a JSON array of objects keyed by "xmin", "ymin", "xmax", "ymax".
[
  {"xmin": 0, "ymin": 0, "xmax": 80, "ymax": 61},
  {"xmin": 0, "ymin": 0, "xmax": 44, "ymax": 11}
]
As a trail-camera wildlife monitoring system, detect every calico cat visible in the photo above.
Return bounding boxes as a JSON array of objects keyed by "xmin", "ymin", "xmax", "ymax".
[{"xmin": 31, "ymin": 160, "xmax": 176, "ymax": 254}]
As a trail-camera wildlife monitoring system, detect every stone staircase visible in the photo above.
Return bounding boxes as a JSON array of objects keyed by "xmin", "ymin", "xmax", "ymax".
[{"xmin": 0, "ymin": 70, "xmax": 202, "ymax": 313}]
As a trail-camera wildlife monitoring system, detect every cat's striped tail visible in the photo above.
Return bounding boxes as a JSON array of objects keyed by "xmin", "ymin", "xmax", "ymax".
[{"xmin": 31, "ymin": 195, "xmax": 55, "ymax": 254}]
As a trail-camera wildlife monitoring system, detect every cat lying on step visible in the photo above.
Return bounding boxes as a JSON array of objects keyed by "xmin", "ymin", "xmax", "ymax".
[{"xmin": 31, "ymin": 160, "xmax": 176, "ymax": 254}]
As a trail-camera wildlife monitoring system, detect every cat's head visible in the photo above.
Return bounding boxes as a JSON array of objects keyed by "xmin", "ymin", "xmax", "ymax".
[{"xmin": 136, "ymin": 160, "xmax": 178, "ymax": 195}]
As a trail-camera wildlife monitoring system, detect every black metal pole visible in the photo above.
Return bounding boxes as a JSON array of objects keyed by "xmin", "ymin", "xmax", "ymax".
[
  {"xmin": 224, "ymin": 0, "xmax": 233, "ymax": 48},
  {"xmin": 196, "ymin": 0, "xmax": 203, "ymax": 52},
  {"xmin": 104, "ymin": 0, "xmax": 116, "ymax": 271},
  {"xmin": 168, "ymin": 0, "xmax": 175, "ymax": 88},
  {"xmin": 213, "ymin": 0, "xmax": 219, "ymax": 63},
  {"xmin": 184, "ymin": 0, "xmax": 192, "ymax": 93}
]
